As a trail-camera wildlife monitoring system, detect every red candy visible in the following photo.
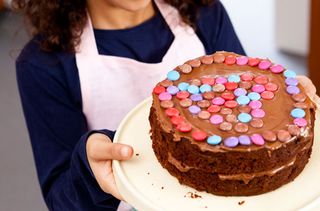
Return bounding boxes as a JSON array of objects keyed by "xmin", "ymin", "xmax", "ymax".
[
  {"xmin": 201, "ymin": 77, "xmax": 215, "ymax": 85},
  {"xmin": 207, "ymin": 105, "xmax": 221, "ymax": 113},
  {"xmin": 248, "ymin": 58, "xmax": 260, "ymax": 66},
  {"xmin": 153, "ymin": 85, "xmax": 165, "ymax": 95},
  {"xmin": 176, "ymin": 91, "xmax": 190, "ymax": 99},
  {"xmin": 225, "ymin": 55, "xmax": 236, "ymax": 65},
  {"xmin": 261, "ymin": 91, "xmax": 274, "ymax": 100},
  {"xmin": 225, "ymin": 100, "xmax": 238, "ymax": 108},
  {"xmin": 177, "ymin": 122, "xmax": 192, "ymax": 132},
  {"xmin": 171, "ymin": 116, "xmax": 184, "ymax": 125},
  {"xmin": 221, "ymin": 92, "xmax": 235, "ymax": 100},
  {"xmin": 254, "ymin": 75, "xmax": 269, "ymax": 84},
  {"xmin": 165, "ymin": 108, "xmax": 179, "ymax": 117},
  {"xmin": 241, "ymin": 73, "xmax": 254, "ymax": 81},
  {"xmin": 225, "ymin": 82, "xmax": 238, "ymax": 91},
  {"xmin": 191, "ymin": 130, "xmax": 207, "ymax": 142},
  {"xmin": 265, "ymin": 82, "xmax": 278, "ymax": 92}
]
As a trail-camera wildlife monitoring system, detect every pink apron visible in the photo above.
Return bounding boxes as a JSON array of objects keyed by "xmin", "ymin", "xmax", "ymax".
[{"xmin": 76, "ymin": 0, "xmax": 206, "ymax": 210}]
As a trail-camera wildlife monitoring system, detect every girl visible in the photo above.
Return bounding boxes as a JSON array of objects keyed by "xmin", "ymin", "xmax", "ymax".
[{"xmin": 14, "ymin": 0, "xmax": 317, "ymax": 210}]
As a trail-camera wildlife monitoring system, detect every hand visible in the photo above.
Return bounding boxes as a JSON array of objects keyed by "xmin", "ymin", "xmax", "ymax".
[
  {"xmin": 297, "ymin": 75, "xmax": 320, "ymax": 107},
  {"xmin": 86, "ymin": 133, "xmax": 133, "ymax": 200}
]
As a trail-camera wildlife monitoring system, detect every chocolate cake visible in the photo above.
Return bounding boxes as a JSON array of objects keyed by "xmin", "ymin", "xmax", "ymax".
[{"xmin": 149, "ymin": 51, "xmax": 316, "ymax": 196}]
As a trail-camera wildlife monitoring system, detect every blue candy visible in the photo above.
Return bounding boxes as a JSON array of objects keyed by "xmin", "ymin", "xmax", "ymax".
[
  {"xmin": 228, "ymin": 74, "xmax": 241, "ymax": 83},
  {"xmin": 207, "ymin": 135, "xmax": 222, "ymax": 145},
  {"xmin": 238, "ymin": 113, "xmax": 252, "ymax": 123},
  {"xmin": 236, "ymin": 95, "xmax": 250, "ymax": 105},
  {"xmin": 200, "ymin": 84, "xmax": 212, "ymax": 93},
  {"xmin": 167, "ymin": 70, "xmax": 180, "ymax": 81},
  {"xmin": 178, "ymin": 82, "xmax": 189, "ymax": 91},
  {"xmin": 187, "ymin": 85, "xmax": 200, "ymax": 94},
  {"xmin": 283, "ymin": 70, "xmax": 297, "ymax": 78},
  {"xmin": 291, "ymin": 108, "xmax": 306, "ymax": 118},
  {"xmin": 248, "ymin": 92, "xmax": 261, "ymax": 101}
]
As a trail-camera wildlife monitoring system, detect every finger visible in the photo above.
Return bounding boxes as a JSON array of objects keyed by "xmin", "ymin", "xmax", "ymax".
[
  {"xmin": 92, "ymin": 160, "xmax": 124, "ymax": 201},
  {"xmin": 297, "ymin": 76, "xmax": 320, "ymax": 106},
  {"xmin": 87, "ymin": 137, "xmax": 133, "ymax": 161},
  {"xmin": 297, "ymin": 76, "xmax": 317, "ymax": 95}
]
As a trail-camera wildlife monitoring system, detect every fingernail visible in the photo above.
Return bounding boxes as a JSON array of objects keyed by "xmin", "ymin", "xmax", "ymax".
[{"xmin": 120, "ymin": 146, "xmax": 130, "ymax": 157}]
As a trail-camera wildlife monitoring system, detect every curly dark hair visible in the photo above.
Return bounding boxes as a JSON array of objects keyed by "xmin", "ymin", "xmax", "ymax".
[{"xmin": 12, "ymin": 0, "xmax": 215, "ymax": 52}]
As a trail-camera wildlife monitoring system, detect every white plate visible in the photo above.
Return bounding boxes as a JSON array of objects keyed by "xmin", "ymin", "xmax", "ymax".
[{"xmin": 113, "ymin": 97, "xmax": 320, "ymax": 211}]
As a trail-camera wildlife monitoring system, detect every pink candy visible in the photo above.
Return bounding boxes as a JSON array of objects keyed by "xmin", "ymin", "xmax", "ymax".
[
  {"xmin": 158, "ymin": 92, "xmax": 172, "ymax": 101},
  {"xmin": 215, "ymin": 77, "xmax": 227, "ymax": 84},
  {"xmin": 236, "ymin": 56, "xmax": 248, "ymax": 66},
  {"xmin": 212, "ymin": 97, "xmax": 225, "ymax": 105},
  {"xmin": 270, "ymin": 64, "xmax": 284, "ymax": 73},
  {"xmin": 210, "ymin": 114, "xmax": 223, "ymax": 125},
  {"xmin": 258, "ymin": 60, "xmax": 272, "ymax": 70},
  {"xmin": 251, "ymin": 109, "xmax": 265, "ymax": 118},
  {"xmin": 252, "ymin": 84, "xmax": 266, "ymax": 93},
  {"xmin": 251, "ymin": 134, "xmax": 265, "ymax": 146},
  {"xmin": 249, "ymin": 100, "xmax": 262, "ymax": 109},
  {"xmin": 294, "ymin": 118, "xmax": 307, "ymax": 127}
]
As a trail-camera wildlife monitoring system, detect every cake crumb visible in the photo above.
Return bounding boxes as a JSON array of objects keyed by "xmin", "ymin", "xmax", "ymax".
[
  {"xmin": 184, "ymin": 192, "xmax": 202, "ymax": 199},
  {"xmin": 135, "ymin": 153, "xmax": 139, "ymax": 156},
  {"xmin": 238, "ymin": 200, "xmax": 245, "ymax": 205}
]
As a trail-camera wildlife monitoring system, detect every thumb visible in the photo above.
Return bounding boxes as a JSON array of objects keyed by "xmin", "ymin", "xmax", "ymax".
[{"xmin": 87, "ymin": 134, "xmax": 134, "ymax": 161}]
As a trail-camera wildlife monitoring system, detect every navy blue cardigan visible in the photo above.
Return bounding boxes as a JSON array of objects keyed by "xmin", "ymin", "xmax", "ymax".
[{"xmin": 16, "ymin": 1, "xmax": 245, "ymax": 210}]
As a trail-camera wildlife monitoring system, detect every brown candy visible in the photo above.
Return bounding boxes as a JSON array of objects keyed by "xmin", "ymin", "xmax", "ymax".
[
  {"xmin": 226, "ymin": 114, "xmax": 238, "ymax": 123},
  {"xmin": 219, "ymin": 122, "xmax": 233, "ymax": 131},
  {"xmin": 198, "ymin": 111, "xmax": 211, "ymax": 120},
  {"xmin": 234, "ymin": 123, "xmax": 249, "ymax": 133},
  {"xmin": 220, "ymin": 108, "xmax": 233, "ymax": 115},
  {"xmin": 250, "ymin": 118, "xmax": 264, "ymax": 128},
  {"xmin": 238, "ymin": 105, "xmax": 251, "ymax": 113},
  {"xmin": 197, "ymin": 100, "xmax": 211, "ymax": 108},
  {"xmin": 190, "ymin": 79, "xmax": 202, "ymax": 86},
  {"xmin": 292, "ymin": 93, "xmax": 307, "ymax": 102},
  {"xmin": 277, "ymin": 130, "xmax": 292, "ymax": 142},
  {"xmin": 262, "ymin": 130, "xmax": 277, "ymax": 142},
  {"xmin": 187, "ymin": 59, "xmax": 201, "ymax": 67},
  {"xmin": 288, "ymin": 125, "xmax": 301, "ymax": 136},
  {"xmin": 239, "ymin": 81, "xmax": 252, "ymax": 90},
  {"xmin": 160, "ymin": 79, "xmax": 173, "ymax": 88},
  {"xmin": 201, "ymin": 55, "xmax": 214, "ymax": 64},
  {"xmin": 293, "ymin": 102, "xmax": 308, "ymax": 109},
  {"xmin": 160, "ymin": 100, "xmax": 174, "ymax": 108},
  {"xmin": 212, "ymin": 84, "xmax": 225, "ymax": 92},
  {"xmin": 180, "ymin": 98, "xmax": 192, "ymax": 108},
  {"xmin": 179, "ymin": 64, "xmax": 192, "ymax": 74},
  {"xmin": 213, "ymin": 53, "xmax": 225, "ymax": 63},
  {"xmin": 203, "ymin": 91, "xmax": 215, "ymax": 100}
]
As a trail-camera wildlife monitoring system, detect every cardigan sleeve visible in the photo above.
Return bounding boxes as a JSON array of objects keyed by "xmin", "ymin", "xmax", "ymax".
[{"xmin": 16, "ymin": 60, "xmax": 120, "ymax": 211}]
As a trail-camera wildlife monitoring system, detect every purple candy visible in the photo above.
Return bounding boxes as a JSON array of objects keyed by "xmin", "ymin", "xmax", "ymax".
[
  {"xmin": 166, "ymin": 86, "xmax": 179, "ymax": 95},
  {"xmin": 285, "ymin": 78, "xmax": 298, "ymax": 86},
  {"xmin": 224, "ymin": 137, "xmax": 239, "ymax": 148},
  {"xmin": 190, "ymin": 94, "xmax": 203, "ymax": 102},
  {"xmin": 287, "ymin": 86, "xmax": 300, "ymax": 95},
  {"xmin": 239, "ymin": 135, "xmax": 251, "ymax": 145},
  {"xmin": 188, "ymin": 105, "xmax": 201, "ymax": 114},
  {"xmin": 234, "ymin": 88, "xmax": 247, "ymax": 97}
]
